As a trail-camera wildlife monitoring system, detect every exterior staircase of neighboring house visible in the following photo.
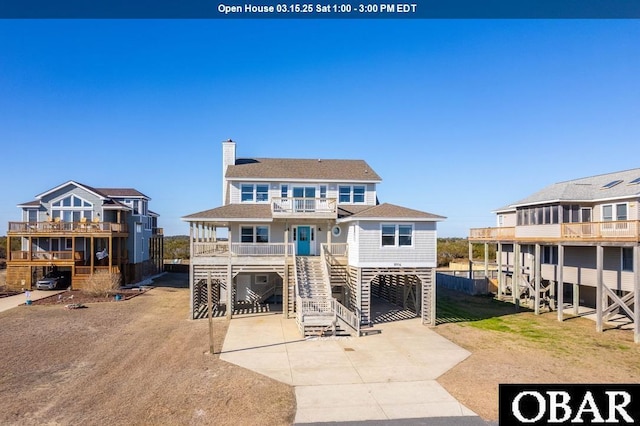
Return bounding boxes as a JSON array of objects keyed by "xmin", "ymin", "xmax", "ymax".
[
  {"xmin": 295, "ymin": 256, "xmax": 361, "ymax": 337},
  {"xmin": 513, "ymin": 273, "xmax": 553, "ymax": 310}
]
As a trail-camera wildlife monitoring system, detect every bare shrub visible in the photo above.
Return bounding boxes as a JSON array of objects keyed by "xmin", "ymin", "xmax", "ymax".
[{"xmin": 83, "ymin": 271, "xmax": 121, "ymax": 297}]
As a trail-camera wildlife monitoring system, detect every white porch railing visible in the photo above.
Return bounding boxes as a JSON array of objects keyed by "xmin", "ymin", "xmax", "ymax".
[
  {"xmin": 323, "ymin": 243, "xmax": 348, "ymax": 257},
  {"xmin": 332, "ymin": 299, "xmax": 361, "ymax": 335},
  {"xmin": 271, "ymin": 197, "xmax": 337, "ymax": 216},
  {"xmin": 192, "ymin": 242, "xmax": 294, "ymax": 257}
]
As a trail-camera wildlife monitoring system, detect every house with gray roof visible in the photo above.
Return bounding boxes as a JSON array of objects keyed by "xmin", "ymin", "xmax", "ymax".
[
  {"xmin": 469, "ymin": 168, "xmax": 640, "ymax": 342},
  {"xmin": 5, "ymin": 181, "xmax": 163, "ymax": 290},
  {"xmin": 182, "ymin": 140, "xmax": 445, "ymax": 336}
]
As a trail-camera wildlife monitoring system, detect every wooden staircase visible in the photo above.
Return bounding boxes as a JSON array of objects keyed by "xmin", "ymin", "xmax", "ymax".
[{"xmin": 295, "ymin": 256, "xmax": 362, "ymax": 337}]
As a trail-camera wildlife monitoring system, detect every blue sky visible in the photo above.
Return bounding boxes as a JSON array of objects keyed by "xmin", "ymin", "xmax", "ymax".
[{"xmin": 1, "ymin": 20, "xmax": 638, "ymax": 237}]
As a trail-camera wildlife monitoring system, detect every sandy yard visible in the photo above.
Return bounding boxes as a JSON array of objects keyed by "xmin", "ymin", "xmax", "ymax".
[{"xmin": 0, "ymin": 273, "xmax": 295, "ymax": 426}]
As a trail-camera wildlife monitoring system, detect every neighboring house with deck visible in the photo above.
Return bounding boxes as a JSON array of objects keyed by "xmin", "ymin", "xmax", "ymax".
[
  {"xmin": 5, "ymin": 181, "xmax": 164, "ymax": 290},
  {"xmin": 182, "ymin": 140, "xmax": 444, "ymax": 336},
  {"xmin": 468, "ymin": 168, "xmax": 640, "ymax": 342}
]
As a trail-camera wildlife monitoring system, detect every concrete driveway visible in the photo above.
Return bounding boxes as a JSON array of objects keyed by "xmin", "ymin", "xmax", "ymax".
[{"xmin": 220, "ymin": 313, "xmax": 479, "ymax": 424}]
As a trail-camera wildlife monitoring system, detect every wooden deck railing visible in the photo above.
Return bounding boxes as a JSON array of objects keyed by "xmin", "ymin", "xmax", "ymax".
[
  {"xmin": 271, "ymin": 197, "xmax": 337, "ymax": 217},
  {"xmin": 8, "ymin": 221, "xmax": 127, "ymax": 234},
  {"xmin": 469, "ymin": 227, "xmax": 516, "ymax": 240},
  {"xmin": 469, "ymin": 221, "xmax": 640, "ymax": 241},
  {"xmin": 10, "ymin": 250, "xmax": 82, "ymax": 261},
  {"xmin": 562, "ymin": 220, "xmax": 639, "ymax": 240}
]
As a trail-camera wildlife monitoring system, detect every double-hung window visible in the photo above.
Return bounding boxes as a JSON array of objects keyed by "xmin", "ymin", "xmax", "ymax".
[
  {"xmin": 381, "ymin": 224, "xmax": 413, "ymax": 247},
  {"xmin": 338, "ymin": 185, "xmax": 366, "ymax": 204},
  {"xmin": 240, "ymin": 226, "xmax": 269, "ymax": 243},
  {"xmin": 602, "ymin": 203, "xmax": 627, "ymax": 221},
  {"xmin": 241, "ymin": 184, "xmax": 270, "ymax": 203}
]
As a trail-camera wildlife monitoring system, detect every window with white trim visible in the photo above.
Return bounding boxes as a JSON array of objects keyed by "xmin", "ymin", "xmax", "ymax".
[
  {"xmin": 602, "ymin": 203, "xmax": 627, "ymax": 221},
  {"xmin": 240, "ymin": 184, "xmax": 270, "ymax": 203},
  {"xmin": 240, "ymin": 226, "xmax": 269, "ymax": 243},
  {"xmin": 27, "ymin": 209, "xmax": 38, "ymax": 223},
  {"xmin": 280, "ymin": 184, "xmax": 288, "ymax": 198},
  {"xmin": 51, "ymin": 195, "xmax": 93, "ymax": 222},
  {"xmin": 338, "ymin": 185, "xmax": 366, "ymax": 204},
  {"xmin": 381, "ymin": 224, "xmax": 414, "ymax": 247}
]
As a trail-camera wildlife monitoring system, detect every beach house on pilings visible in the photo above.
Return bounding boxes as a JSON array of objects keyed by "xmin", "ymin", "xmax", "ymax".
[{"xmin": 182, "ymin": 140, "xmax": 445, "ymax": 337}]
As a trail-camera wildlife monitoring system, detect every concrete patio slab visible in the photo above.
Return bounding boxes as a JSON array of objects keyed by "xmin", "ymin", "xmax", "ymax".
[{"xmin": 219, "ymin": 311, "xmax": 479, "ymax": 424}]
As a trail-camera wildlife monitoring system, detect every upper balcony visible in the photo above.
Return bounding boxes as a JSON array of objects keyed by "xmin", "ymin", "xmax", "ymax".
[
  {"xmin": 8, "ymin": 220, "xmax": 128, "ymax": 235},
  {"xmin": 469, "ymin": 220, "xmax": 640, "ymax": 243},
  {"xmin": 271, "ymin": 197, "xmax": 337, "ymax": 219}
]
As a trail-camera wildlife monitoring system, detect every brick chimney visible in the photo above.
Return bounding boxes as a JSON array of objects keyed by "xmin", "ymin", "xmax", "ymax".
[{"xmin": 222, "ymin": 139, "xmax": 236, "ymax": 204}]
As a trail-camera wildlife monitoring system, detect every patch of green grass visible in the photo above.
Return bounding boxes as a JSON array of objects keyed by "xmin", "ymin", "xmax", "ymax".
[{"xmin": 436, "ymin": 287, "xmax": 524, "ymax": 325}]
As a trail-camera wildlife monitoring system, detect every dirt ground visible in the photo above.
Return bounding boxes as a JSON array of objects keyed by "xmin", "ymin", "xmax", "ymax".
[
  {"xmin": 434, "ymin": 289, "xmax": 640, "ymax": 422},
  {"xmin": 4, "ymin": 271, "xmax": 640, "ymax": 425},
  {"xmin": 0, "ymin": 272, "xmax": 295, "ymax": 426}
]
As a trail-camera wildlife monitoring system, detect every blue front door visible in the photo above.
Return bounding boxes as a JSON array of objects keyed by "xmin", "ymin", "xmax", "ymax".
[{"xmin": 297, "ymin": 226, "xmax": 311, "ymax": 255}]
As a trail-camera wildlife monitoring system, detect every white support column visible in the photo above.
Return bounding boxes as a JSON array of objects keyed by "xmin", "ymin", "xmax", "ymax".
[
  {"xmin": 430, "ymin": 268, "xmax": 436, "ymax": 326},
  {"xmin": 226, "ymin": 227, "xmax": 233, "ymax": 320},
  {"xmin": 189, "ymin": 222, "xmax": 194, "ymax": 319},
  {"xmin": 634, "ymin": 245, "xmax": 639, "ymax": 344},
  {"xmin": 534, "ymin": 244, "xmax": 541, "ymax": 315},
  {"xmin": 596, "ymin": 245, "xmax": 603, "ymax": 333},
  {"xmin": 514, "ymin": 243, "xmax": 520, "ymax": 309},
  {"xmin": 497, "ymin": 243, "xmax": 503, "ymax": 300},
  {"xmin": 283, "ymin": 224, "xmax": 289, "ymax": 319},
  {"xmin": 484, "ymin": 242, "xmax": 489, "ymax": 279},
  {"xmin": 496, "ymin": 243, "xmax": 504, "ymax": 300},
  {"xmin": 557, "ymin": 244, "xmax": 564, "ymax": 322},
  {"xmin": 468, "ymin": 242, "xmax": 473, "ymax": 280}
]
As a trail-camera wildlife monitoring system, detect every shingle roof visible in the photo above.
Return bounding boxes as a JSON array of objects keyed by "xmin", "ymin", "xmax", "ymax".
[
  {"xmin": 509, "ymin": 168, "xmax": 640, "ymax": 207},
  {"xmin": 17, "ymin": 200, "xmax": 41, "ymax": 207},
  {"xmin": 95, "ymin": 188, "xmax": 149, "ymax": 199},
  {"xmin": 339, "ymin": 203, "xmax": 446, "ymax": 222},
  {"xmin": 226, "ymin": 158, "xmax": 382, "ymax": 181},
  {"xmin": 182, "ymin": 204, "xmax": 273, "ymax": 221}
]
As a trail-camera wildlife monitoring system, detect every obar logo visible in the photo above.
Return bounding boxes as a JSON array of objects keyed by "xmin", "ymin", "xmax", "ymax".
[{"xmin": 499, "ymin": 384, "xmax": 640, "ymax": 425}]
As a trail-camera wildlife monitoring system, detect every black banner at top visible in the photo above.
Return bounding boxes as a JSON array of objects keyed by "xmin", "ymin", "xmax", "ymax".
[{"xmin": 1, "ymin": 0, "xmax": 640, "ymax": 19}]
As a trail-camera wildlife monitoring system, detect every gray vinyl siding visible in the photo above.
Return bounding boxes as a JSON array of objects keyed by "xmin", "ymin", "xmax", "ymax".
[
  {"xmin": 516, "ymin": 225, "xmax": 561, "ymax": 239},
  {"xmin": 349, "ymin": 221, "xmax": 437, "ymax": 267},
  {"xmin": 499, "ymin": 212, "xmax": 517, "ymax": 227},
  {"xmin": 229, "ymin": 181, "xmax": 377, "ymax": 206}
]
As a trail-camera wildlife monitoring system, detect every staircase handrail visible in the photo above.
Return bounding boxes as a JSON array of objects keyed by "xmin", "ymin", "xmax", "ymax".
[
  {"xmin": 319, "ymin": 246, "xmax": 334, "ymax": 300},
  {"xmin": 331, "ymin": 298, "xmax": 360, "ymax": 336},
  {"xmin": 294, "ymin": 253, "xmax": 301, "ymax": 323},
  {"xmin": 321, "ymin": 244, "xmax": 350, "ymax": 287}
]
